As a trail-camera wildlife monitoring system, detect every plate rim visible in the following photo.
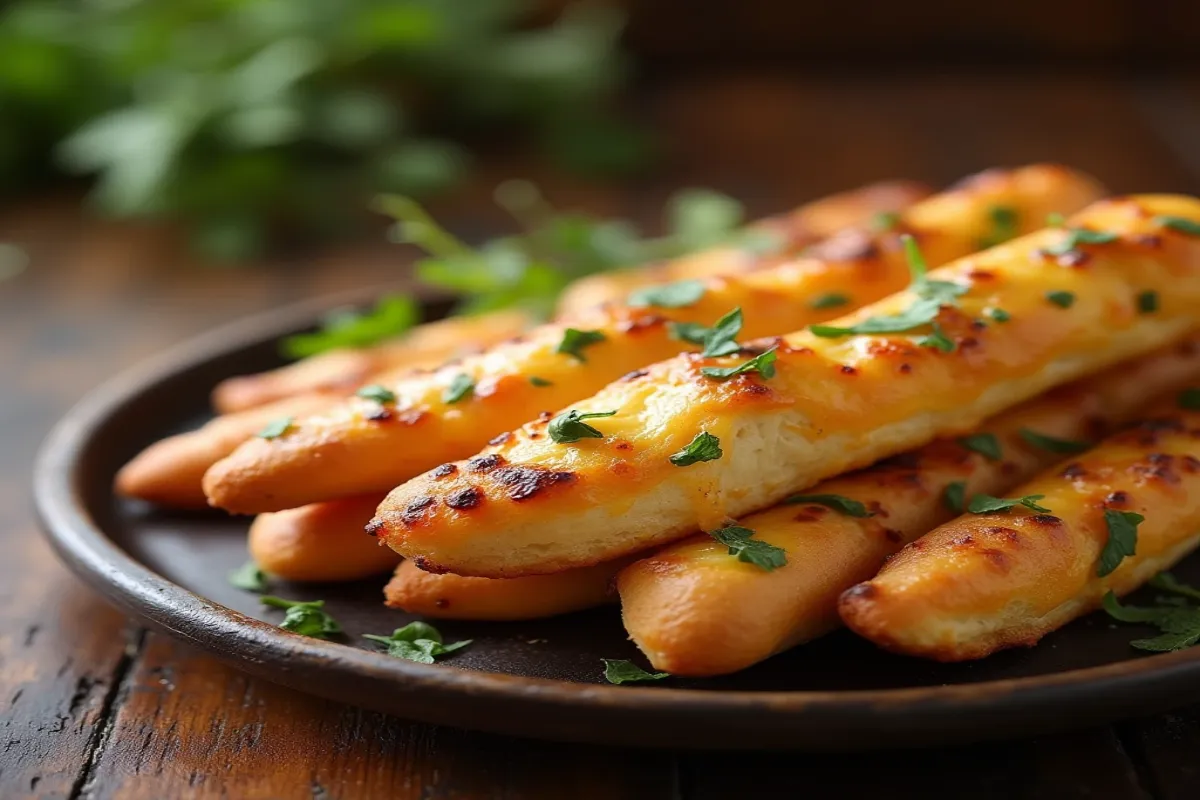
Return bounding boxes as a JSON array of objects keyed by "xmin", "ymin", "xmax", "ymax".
[{"xmin": 33, "ymin": 285, "xmax": 1200, "ymax": 749}]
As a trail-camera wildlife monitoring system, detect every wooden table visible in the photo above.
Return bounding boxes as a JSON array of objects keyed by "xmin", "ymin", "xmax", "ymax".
[{"xmin": 6, "ymin": 72, "xmax": 1200, "ymax": 799}]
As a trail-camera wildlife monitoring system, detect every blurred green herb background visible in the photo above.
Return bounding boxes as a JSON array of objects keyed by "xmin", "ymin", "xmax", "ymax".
[{"xmin": 0, "ymin": 0, "xmax": 644, "ymax": 260}]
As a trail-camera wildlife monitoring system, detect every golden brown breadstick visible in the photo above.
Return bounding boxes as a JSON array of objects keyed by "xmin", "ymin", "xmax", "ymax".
[
  {"xmin": 248, "ymin": 496, "xmax": 400, "ymax": 582},
  {"xmin": 384, "ymin": 559, "xmax": 621, "ymax": 620},
  {"xmin": 375, "ymin": 195, "xmax": 1200, "ymax": 579},
  {"xmin": 618, "ymin": 336, "xmax": 1200, "ymax": 675},
  {"xmin": 206, "ymin": 164, "xmax": 1102, "ymax": 514},
  {"xmin": 212, "ymin": 309, "xmax": 530, "ymax": 413},
  {"xmin": 840, "ymin": 390, "xmax": 1200, "ymax": 661},
  {"xmin": 555, "ymin": 180, "xmax": 932, "ymax": 316}
]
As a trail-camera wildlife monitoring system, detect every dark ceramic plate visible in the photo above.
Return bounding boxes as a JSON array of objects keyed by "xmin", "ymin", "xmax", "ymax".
[{"xmin": 33, "ymin": 288, "xmax": 1200, "ymax": 750}]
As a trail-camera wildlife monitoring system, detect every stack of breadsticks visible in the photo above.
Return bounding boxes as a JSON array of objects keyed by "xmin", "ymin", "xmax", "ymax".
[{"xmin": 118, "ymin": 164, "xmax": 1200, "ymax": 676}]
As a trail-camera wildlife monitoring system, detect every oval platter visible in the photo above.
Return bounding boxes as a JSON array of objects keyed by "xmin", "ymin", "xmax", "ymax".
[{"xmin": 33, "ymin": 288, "xmax": 1200, "ymax": 750}]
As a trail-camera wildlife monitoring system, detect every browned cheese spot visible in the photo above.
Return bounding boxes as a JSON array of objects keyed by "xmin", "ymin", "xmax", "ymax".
[
  {"xmin": 493, "ymin": 466, "xmax": 577, "ymax": 502},
  {"xmin": 364, "ymin": 519, "xmax": 384, "ymax": 537},
  {"xmin": 364, "ymin": 407, "xmax": 393, "ymax": 422},
  {"xmin": 468, "ymin": 454, "xmax": 505, "ymax": 473},
  {"xmin": 402, "ymin": 495, "xmax": 436, "ymax": 523},
  {"xmin": 431, "ymin": 463, "xmax": 458, "ymax": 478},
  {"xmin": 446, "ymin": 487, "xmax": 483, "ymax": 510}
]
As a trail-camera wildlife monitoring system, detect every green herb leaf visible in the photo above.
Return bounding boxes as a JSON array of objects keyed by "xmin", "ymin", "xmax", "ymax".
[
  {"xmin": 1150, "ymin": 573, "xmax": 1200, "ymax": 602},
  {"xmin": 871, "ymin": 211, "xmax": 901, "ymax": 232},
  {"xmin": 1155, "ymin": 215, "xmax": 1200, "ymax": 237},
  {"xmin": 529, "ymin": 376, "xmax": 553, "ymax": 387},
  {"xmin": 1018, "ymin": 428, "xmax": 1093, "ymax": 455},
  {"xmin": 1097, "ymin": 510, "xmax": 1144, "ymax": 577},
  {"xmin": 667, "ymin": 321, "xmax": 710, "ymax": 347},
  {"xmin": 943, "ymin": 481, "xmax": 967, "ymax": 513},
  {"xmin": 557, "ymin": 328, "xmax": 607, "ymax": 362},
  {"xmin": 1137, "ymin": 290, "xmax": 1159, "ymax": 314},
  {"xmin": 967, "ymin": 493, "xmax": 1051, "ymax": 514},
  {"xmin": 282, "ymin": 295, "xmax": 419, "ymax": 359},
  {"xmin": 700, "ymin": 307, "xmax": 744, "ymax": 357},
  {"xmin": 980, "ymin": 205, "xmax": 1019, "ymax": 248},
  {"xmin": 258, "ymin": 417, "xmax": 295, "ymax": 440},
  {"xmin": 1046, "ymin": 290, "xmax": 1075, "ymax": 308},
  {"xmin": 1179, "ymin": 388, "xmax": 1200, "ymax": 410},
  {"xmin": 228, "ymin": 561, "xmax": 269, "ymax": 593},
  {"xmin": 986, "ymin": 307, "xmax": 1011, "ymax": 323},
  {"xmin": 357, "ymin": 384, "xmax": 397, "ymax": 405},
  {"xmin": 700, "ymin": 347, "xmax": 778, "ymax": 381},
  {"xmin": 958, "ymin": 433, "xmax": 1003, "ymax": 461},
  {"xmin": 810, "ymin": 292, "xmax": 851, "ymax": 310},
  {"xmin": 364, "ymin": 621, "xmax": 471, "ymax": 664},
  {"xmin": 1103, "ymin": 591, "xmax": 1200, "ymax": 653},
  {"xmin": 1046, "ymin": 212, "xmax": 1066, "ymax": 227},
  {"xmin": 783, "ymin": 493, "xmax": 873, "ymax": 518},
  {"xmin": 260, "ymin": 596, "xmax": 341, "ymax": 639},
  {"xmin": 602, "ymin": 659, "xmax": 669, "ymax": 685},
  {"xmin": 548, "ymin": 409, "xmax": 617, "ymax": 443},
  {"xmin": 442, "ymin": 373, "xmax": 475, "ymax": 404},
  {"xmin": 627, "ymin": 279, "xmax": 707, "ymax": 309},
  {"xmin": 917, "ymin": 322, "xmax": 956, "ymax": 353},
  {"xmin": 707, "ymin": 525, "xmax": 788, "ymax": 571},
  {"xmin": 669, "ymin": 432, "xmax": 723, "ymax": 467},
  {"xmin": 1044, "ymin": 228, "xmax": 1119, "ymax": 257}
]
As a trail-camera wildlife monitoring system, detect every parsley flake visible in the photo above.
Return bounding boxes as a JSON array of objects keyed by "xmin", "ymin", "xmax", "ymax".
[
  {"xmin": 1151, "ymin": 573, "xmax": 1200, "ymax": 601},
  {"xmin": 1104, "ymin": 590, "xmax": 1200, "ymax": 652},
  {"xmin": 958, "ymin": 433, "xmax": 1003, "ymax": 461},
  {"xmin": 357, "ymin": 384, "xmax": 397, "ymax": 405},
  {"xmin": 669, "ymin": 432, "xmax": 723, "ymax": 467},
  {"xmin": 986, "ymin": 308, "xmax": 1011, "ymax": 323},
  {"xmin": 1097, "ymin": 510, "xmax": 1144, "ymax": 577},
  {"xmin": 967, "ymin": 493, "xmax": 1051, "ymax": 514},
  {"xmin": 980, "ymin": 205, "xmax": 1019, "ymax": 248},
  {"xmin": 258, "ymin": 417, "xmax": 295, "ymax": 440},
  {"xmin": 281, "ymin": 295, "xmax": 419, "ymax": 359},
  {"xmin": 442, "ymin": 373, "xmax": 475, "ymax": 404},
  {"xmin": 667, "ymin": 321, "xmax": 710, "ymax": 347},
  {"xmin": 1179, "ymin": 388, "xmax": 1200, "ymax": 410},
  {"xmin": 1019, "ymin": 428, "xmax": 1093, "ymax": 455},
  {"xmin": 943, "ymin": 480, "xmax": 967, "ymax": 513},
  {"xmin": 784, "ymin": 493, "xmax": 873, "ymax": 517},
  {"xmin": 1137, "ymin": 290, "xmax": 1159, "ymax": 314},
  {"xmin": 548, "ymin": 409, "xmax": 617, "ymax": 443},
  {"xmin": 228, "ymin": 561, "xmax": 269, "ymax": 593},
  {"xmin": 364, "ymin": 621, "xmax": 471, "ymax": 664},
  {"xmin": 1155, "ymin": 215, "xmax": 1200, "ymax": 237},
  {"xmin": 917, "ymin": 322, "xmax": 956, "ymax": 353},
  {"xmin": 627, "ymin": 280, "xmax": 707, "ymax": 309},
  {"xmin": 810, "ymin": 292, "xmax": 851, "ymax": 310},
  {"xmin": 529, "ymin": 376, "xmax": 553, "ymax": 387},
  {"xmin": 1046, "ymin": 212, "xmax": 1066, "ymax": 228},
  {"xmin": 602, "ymin": 659, "xmax": 669, "ymax": 685},
  {"xmin": 1044, "ymin": 227, "xmax": 1119, "ymax": 257},
  {"xmin": 1046, "ymin": 291, "xmax": 1075, "ymax": 308},
  {"xmin": 871, "ymin": 211, "xmax": 901, "ymax": 232},
  {"xmin": 700, "ymin": 307, "xmax": 744, "ymax": 357},
  {"xmin": 260, "ymin": 596, "xmax": 341, "ymax": 639},
  {"xmin": 557, "ymin": 328, "xmax": 607, "ymax": 362},
  {"xmin": 700, "ymin": 347, "xmax": 778, "ymax": 381},
  {"xmin": 708, "ymin": 525, "xmax": 787, "ymax": 571}
]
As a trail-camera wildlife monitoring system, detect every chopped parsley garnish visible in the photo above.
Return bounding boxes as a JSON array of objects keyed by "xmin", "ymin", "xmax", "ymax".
[
  {"xmin": 356, "ymin": 384, "xmax": 397, "ymax": 405},
  {"xmin": 810, "ymin": 292, "xmax": 851, "ymax": 310},
  {"xmin": 1097, "ymin": 510, "xmax": 1144, "ymax": 577},
  {"xmin": 1019, "ymin": 428, "xmax": 1093, "ymax": 455},
  {"xmin": 260, "ymin": 596, "xmax": 341, "ymax": 639},
  {"xmin": 943, "ymin": 480, "xmax": 967, "ymax": 513},
  {"xmin": 700, "ymin": 307, "xmax": 744, "ymax": 357},
  {"xmin": 1044, "ymin": 227, "xmax": 1119, "ymax": 257},
  {"xmin": 986, "ymin": 308, "xmax": 1011, "ymax": 323},
  {"xmin": 708, "ymin": 525, "xmax": 787, "ymax": 571},
  {"xmin": 917, "ymin": 322, "xmax": 956, "ymax": 353},
  {"xmin": 548, "ymin": 409, "xmax": 617, "ymax": 443},
  {"xmin": 1151, "ymin": 572, "xmax": 1200, "ymax": 601},
  {"xmin": 602, "ymin": 659, "xmax": 669, "ymax": 685},
  {"xmin": 441, "ymin": 373, "xmax": 475, "ymax": 404},
  {"xmin": 958, "ymin": 433, "xmax": 1002, "ymax": 461},
  {"xmin": 1104, "ymin": 587, "xmax": 1200, "ymax": 652},
  {"xmin": 980, "ymin": 205, "xmax": 1019, "ymax": 248},
  {"xmin": 871, "ymin": 210, "xmax": 901, "ymax": 232},
  {"xmin": 1155, "ymin": 215, "xmax": 1200, "ymax": 237},
  {"xmin": 1179, "ymin": 388, "xmax": 1200, "ymax": 410},
  {"xmin": 281, "ymin": 294, "xmax": 419, "ymax": 359},
  {"xmin": 257, "ymin": 417, "xmax": 295, "ymax": 440},
  {"xmin": 1046, "ymin": 212, "xmax": 1066, "ymax": 228},
  {"xmin": 1137, "ymin": 290, "xmax": 1159, "ymax": 314},
  {"xmin": 783, "ymin": 493, "xmax": 873, "ymax": 518},
  {"xmin": 627, "ymin": 279, "xmax": 707, "ymax": 309},
  {"xmin": 228, "ymin": 561, "xmax": 269, "ymax": 593},
  {"xmin": 967, "ymin": 493, "xmax": 1051, "ymax": 514},
  {"xmin": 669, "ymin": 432, "xmax": 723, "ymax": 467},
  {"xmin": 700, "ymin": 347, "xmax": 778, "ymax": 381},
  {"xmin": 363, "ymin": 621, "xmax": 471, "ymax": 664},
  {"xmin": 1046, "ymin": 290, "xmax": 1075, "ymax": 308},
  {"xmin": 529, "ymin": 376, "xmax": 553, "ymax": 387},
  {"xmin": 667, "ymin": 321, "xmax": 710, "ymax": 347},
  {"xmin": 556, "ymin": 328, "xmax": 607, "ymax": 362}
]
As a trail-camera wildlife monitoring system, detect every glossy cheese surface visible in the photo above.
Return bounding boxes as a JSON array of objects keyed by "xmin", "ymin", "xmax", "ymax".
[
  {"xmin": 619, "ymin": 337, "xmax": 1200, "ymax": 675},
  {"xmin": 375, "ymin": 195, "xmax": 1200, "ymax": 578},
  {"xmin": 204, "ymin": 165, "xmax": 1101, "ymax": 514},
  {"xmin": 840, "ymin": 398, "xmax": 1200, "ymax": 661}
]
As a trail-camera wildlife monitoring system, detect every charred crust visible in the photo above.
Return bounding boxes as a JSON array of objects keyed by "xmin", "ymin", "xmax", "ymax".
[
  {"xmin": 1061, "ymin": 462, "xmax": 1089, "ymax": 480},
  {"xmin": 446, "ymin": 487, "xmax": 482, "ymax": 510},
  {"xmin": 899, "ymin": 363, "xmax": 913, "ymax": 374},
  {"xmin": 950, "ymin": 533, "xmax": 975, "ymax": 547},
  {"xmin": 983, "ymin": 526, "xmax": 1021, "ymax": 544},
  {"xmin": 412, "ymin": 556, "xmax": 450, "ymax": 574},
  {"xmin": 614, "ymin": 441, "xmax": 633, "ymax": 451},
  {"xmin": 493, "ymin": 465, "xmax": 577, "ymax": 501},
  {"xmin": 402, "ymin": 495, "xmax": 436, "ymax": 522},
  {"xmin": 1028, "ymin": 514, "xmax": 1062, "ymax": 527},
  {"xmin": 840, "ymin": 365, "xmax": 858, "ymax": 376},
  {"xmin": 1104, "ymin": 490, "xmax": 1130, "ymax": 508},
  {"xmin": 364, "ymin": 519, "xmax": 385, "ymax": 537},
  {"xmin": 620, "ymin": 369, "xmax": 650, "ymax": 382},
  {"xmin": 468, "ymin": 454, "xmax": 506, "ymax": 473},
  {"xmin": 488, "ymin": 431, "xmax": 514, "ymax": 447},
  {"xmin": 364, "ymin": 407, "xmax": 393, "ymax": 422},
  {"xmin": 1132, "ymin": 453, "xmax": 1180, "ymax": 484},
  {"xmin": 431, "ymin": 463, "xmax": 458, "ymax": 478},
  {"xmin": 536, "ymin": 411, "xmax": 554, "ymax": 422}
]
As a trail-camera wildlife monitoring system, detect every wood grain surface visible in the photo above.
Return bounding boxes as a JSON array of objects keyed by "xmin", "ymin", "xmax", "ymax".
[{"xmin": 6, "ymin": 72, "xmax": 1200, "ymax": 798}]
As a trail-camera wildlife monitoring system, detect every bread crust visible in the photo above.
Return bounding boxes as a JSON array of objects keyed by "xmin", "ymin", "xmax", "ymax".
[
  {"xmin": 375, "ymin": 195, "xmax": 1200, "ymax": 578},
  {"xmin": 249, "ymin": 495, "xmax": 400, "ymax": 582}
]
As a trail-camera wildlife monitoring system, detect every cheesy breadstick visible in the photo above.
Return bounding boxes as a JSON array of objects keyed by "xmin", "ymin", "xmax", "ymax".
[
  {"xmin": 375, "ymin": 196, "xmax": 1200, "ymax": 578},
  {"xmin": 205, "ymin": 165, "xmax": 1101, "ymax": 514},
  {"xmin": 249, "ymin": 496, "xmax": 400, "ymax": 582},
  {"xmin": 555, "ymin": 180, "xmax": 931, "ymax": 316},
  {"xmin": 619, "ymin": 337, "xmax": 1200, "ymax": 675},
  {"xmin": 840, "ymin": 390, "xmax": 1200, "ymax": 661}
]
